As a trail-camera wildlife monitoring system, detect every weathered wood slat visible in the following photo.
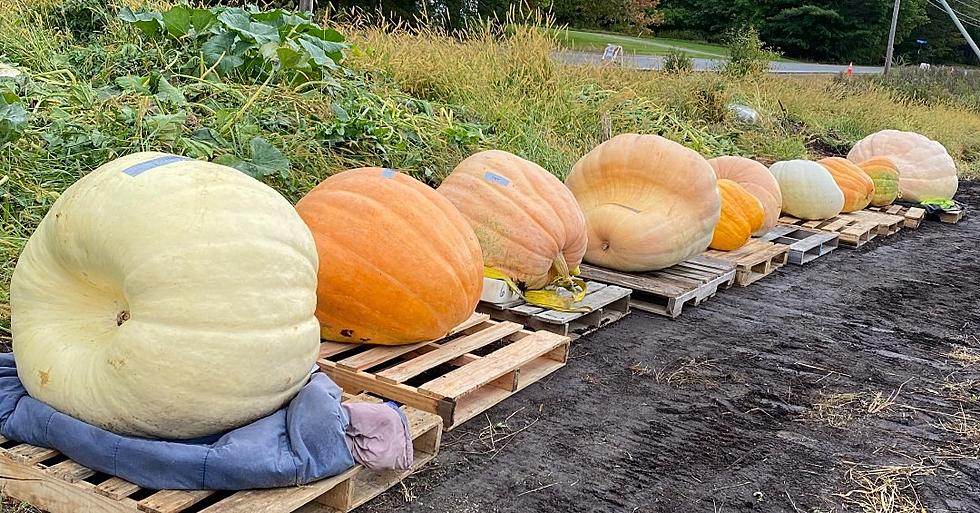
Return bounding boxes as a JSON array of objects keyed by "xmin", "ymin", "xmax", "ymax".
[
  {"xmin": 48, "ymin": 460, "xmax": 96, "ymax": 483},
  {"xmin": 95, "ymin": 477, "xmax": 141, "ymax": 500},
  {"xmin": 137, "ymin": 490, "xmax": 214, "ymax": 513},
  {"xmin": 376, "ymin": 321, "xmax": 523, "ymax": 384},
  {"xmin": 8, "ymin": 444, "xmax": 59, "ymax": 464},
  {"xmin": 419, "ymin": 331, "xmax": 568, "ymax": 399}
]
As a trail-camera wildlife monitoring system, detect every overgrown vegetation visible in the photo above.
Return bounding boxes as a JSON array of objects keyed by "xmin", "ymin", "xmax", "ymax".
[
  {"xmin": 2, "ymin": 0, "xmax": 980, "ymax": 334},
  {"xmin": 722, "ymin": 26, "xmax": 779, "ymax": 77},
  {"xmin": 837, "ymin": 65, "xmax": 980, "ymax": 114},
  {"xmin": 663, "ymin": 48, "xmax": 694, "ymax": 72}
]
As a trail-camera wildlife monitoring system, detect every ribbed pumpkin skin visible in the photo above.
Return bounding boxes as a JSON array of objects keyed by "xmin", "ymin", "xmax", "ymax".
[
  {"xmin": 858, "ymin": 157, "xmax": 901, "ymax": 207},
  {"xmin": 817, "ymin": 157, "xmax": 875, "ymax": 212},
  {"xmin": 437, "ymin": 150, "xmax": 587, "ymax": 290},
  {"xmin": 710, "ymin": 179, "xmax": 765, "ymax": 251},
  {"xmin": 12, "ymin": 152, "xmax": 320, "ymax": 439},
  {"xmin": 769, "ymin": 160, "xmax": 844, "ymax": 220},
  {"xmin": 565, "ymin": 134, "xmax": 721, "ymax": 272},
  {"xmin": 847, "ymin": 130, "xmax": 958, "ymax": 201},
  {"xmin": 296, "ymin": 168, "xmax": 483, "ymax": 345},
  {"xmin": 708, "ymin": 156, "xmax": 782, "ymax": 236}
]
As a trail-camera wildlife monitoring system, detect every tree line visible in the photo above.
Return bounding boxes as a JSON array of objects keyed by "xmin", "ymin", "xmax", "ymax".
[{"xmin": 315, "ymin": 0, "xmax": 979, "ymax": 65}]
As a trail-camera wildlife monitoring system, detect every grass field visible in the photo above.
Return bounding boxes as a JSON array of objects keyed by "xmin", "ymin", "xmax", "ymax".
[{"xmin": 550, "ymin": 27, "xmax": 730, "ymax": 58}]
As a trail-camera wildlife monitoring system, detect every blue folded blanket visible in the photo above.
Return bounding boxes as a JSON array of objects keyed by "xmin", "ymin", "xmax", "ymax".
[{"xmin": 0, "ymin": 353, "xmax": 356, "ymax": 490}]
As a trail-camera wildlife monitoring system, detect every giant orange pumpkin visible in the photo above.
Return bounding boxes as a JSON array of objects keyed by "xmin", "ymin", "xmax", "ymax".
[
  {"xmin": 818, "ymin": 157, "xmax": 875, "ymax": 212},
  {"xmin": 708, "ymin": 156, "xmax": 782, "ymax": 236},
  {"xmin": 565, "ymin": 134, "xmax": 721, "ymax": 272},
  {"xmin": 437, "ymin": 150, "xmax": 587, "ymax": 290},
  {"xmin": 296, "ymin": 168, "xmax": 484, "ymax": 345},
  {"xmin": 710, "ymin": 179, "xmax": 765, "ymax": 251}
]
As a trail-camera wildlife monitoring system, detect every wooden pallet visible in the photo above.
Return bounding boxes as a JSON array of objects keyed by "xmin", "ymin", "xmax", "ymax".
[
  {"xmin": 317, "ymin": 313, "xmax": 569, "ymax": 431},
  {"xmin": 578, "ymin": 256, "xmax": 736, "ymax": 319},
  {"xmin": 843, "ymin": 209, "xmax": 905, "ymax": 236},
  {"xmin": 0, "ymin": 396, "xmax": 442, "ymax": 513},
  {"xmin": 703, "ymin": 239, "xmax": 789, "ymax": 287},
  {"xmin": 778, "ymin": 215, "xmax": 877, "ymax": 247},
  {"xmin": 936, "ymin": 208, "xmax": 966, "ymax": 224},
  {"xmin": 865, "ymin": 204, "xmax": 926, "ymax": 229},
  {"xmin": 760, "ymin": 225, "xmax": 840, "ymax": 265},
  {"xmin": 477, "ymin": 281, "xmax": 631, "ymax": 340}
]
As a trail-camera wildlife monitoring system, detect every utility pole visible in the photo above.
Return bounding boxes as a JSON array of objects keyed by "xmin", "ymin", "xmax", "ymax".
[
  {"xmin": 936, "ymin": 0, "xmax": 980, "ymax": 63},
  {"xmin": 884, "ymin": 0, "xmax": 901, "ymax": 74}
]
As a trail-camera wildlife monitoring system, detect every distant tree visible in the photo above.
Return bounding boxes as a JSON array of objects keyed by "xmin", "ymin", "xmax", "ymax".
[{"xmin": 550, "ymin": 0, "xmax": 663, "ymax": 33}]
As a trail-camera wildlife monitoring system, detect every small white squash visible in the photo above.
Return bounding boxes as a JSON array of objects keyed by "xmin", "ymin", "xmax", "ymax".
[
  {"xmin": 11, "ymin": 152, "xmax": 320, "ymax": 439},
  {"xmin": 847, "ymin": 130, "xmax": 958, "ymax": 202},
  {"xmin": 769, "ymin": 160, "xmax": 845, "ymax": 220}
]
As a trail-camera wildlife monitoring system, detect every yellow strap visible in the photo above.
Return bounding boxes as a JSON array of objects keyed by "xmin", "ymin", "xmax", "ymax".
[{"xmin": 483, "ymin": 266, "xmax": 591, "ymax": 313}]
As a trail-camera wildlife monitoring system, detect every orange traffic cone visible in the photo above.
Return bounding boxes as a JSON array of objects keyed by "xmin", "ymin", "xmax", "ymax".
[{"xmin": 847, "ymin": 62, "xmax": 854, "ymax": 76}]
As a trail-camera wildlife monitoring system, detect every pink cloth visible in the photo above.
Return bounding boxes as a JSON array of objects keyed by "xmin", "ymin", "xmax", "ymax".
[{"xmin": 342, "ymin": 402, "xmax": 414, "ymax": 471}]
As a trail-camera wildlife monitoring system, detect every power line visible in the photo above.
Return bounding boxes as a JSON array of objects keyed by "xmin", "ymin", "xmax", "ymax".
[
  {"xmin": 949, "ymin": 0, "xmax": 980, "ymax": 13},
  {"xmin": 931, "ymin": 0, "xmax": 980, "ymax": 25},
  {"xmin": 927, "ymin": 0, "xmax": 980, "ymax": 28}
]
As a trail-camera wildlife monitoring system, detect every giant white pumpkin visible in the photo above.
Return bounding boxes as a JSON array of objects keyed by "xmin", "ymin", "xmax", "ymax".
[
  {"xmin": 11, "ymin": 152, "xmax": 320, "ymax": 439},
  {"xmin": 769, "ymin": 160, "xmax": 844, "ymax": 220},
  {"xmin": 847, "ymin": 130, "xmax": 958, "ymax": 202}
]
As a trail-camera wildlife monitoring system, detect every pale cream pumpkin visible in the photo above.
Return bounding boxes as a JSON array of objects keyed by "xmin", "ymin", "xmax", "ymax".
[
  {"xmin": 847, "ymin": 130, "xmax": 958, "ymax": 202},
  {"xmin": 708, "ymin": 156, "xmax": 782, "ymax": 236},
  {"xmin": 11, "ymin": 152, "xmax": 320, "ymax": 439},
  {"xmin": 438, "ymin": 150, "xmax": 587, "ymax": 290},
  {"xmin": 565, "ymin": 134, "xmax": 721, "ymax": 272},
  {"xmin": 769, "ymin": 160, "xmax": 845, "ymax": 220}
]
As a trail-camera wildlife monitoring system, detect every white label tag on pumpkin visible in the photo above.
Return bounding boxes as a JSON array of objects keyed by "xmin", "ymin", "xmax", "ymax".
[
  {"xmin": 122, "ymin": 155, "xmax": 190, "ymax": 177},
  {"xmin": 484, "ymin": 171, "xmax": 510, "ymax": 187},
  {"xmin": 381, "ymin": 168, "xmax": 397, "ymax": 179}
]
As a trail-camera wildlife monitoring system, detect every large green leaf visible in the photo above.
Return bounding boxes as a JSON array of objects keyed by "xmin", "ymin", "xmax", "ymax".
[
  {"xmin": 0, "ymin": 97, "xmax": 27, "ymax": 145},
  {"xmin": 114, "ymin": 75, "xmax": 151, "ymax": 94},
  {"xmin": 298, "ymin": 35, "xmax": 342, "ymax": 68},
  {"xmin": 217, "ymin": 8, "xmax": 279, "ymax": 45},
  {"xmin": 119, "ymin": 7, "xmax": 164, "ymax": 38},
  {"xmin": 153, "ymin": 75, "xmax": 186, "ymax": 105},
  {"xmin": 161, "ymin": 5, "xmax": 192, "ymax": 38},
  {"xmin": 218, "ymin": 136, "xmax": 289, "ymax": 178},
  {"xmin": 202, "ymin": 32, "xmax": 246, "ymax": 73},
  {"xmin": 189, "ymin": 8, "xmax": 218, "ymax": 34}
]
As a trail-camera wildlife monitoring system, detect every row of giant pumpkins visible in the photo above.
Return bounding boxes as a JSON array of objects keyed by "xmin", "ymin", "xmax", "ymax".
[{"xmin": 10, "ymin": 129, "xmax": 957, "ymax": 440}]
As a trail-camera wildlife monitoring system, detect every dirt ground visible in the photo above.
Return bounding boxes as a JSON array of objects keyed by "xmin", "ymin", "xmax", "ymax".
[{"xmin": 362, "ymin": 181, "xmax": 980, "ymax": 513}]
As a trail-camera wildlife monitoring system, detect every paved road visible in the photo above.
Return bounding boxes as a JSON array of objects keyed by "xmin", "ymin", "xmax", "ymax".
[{"xmin": 556, "ymin": 50, "xmax": 884, "ymax": 74}]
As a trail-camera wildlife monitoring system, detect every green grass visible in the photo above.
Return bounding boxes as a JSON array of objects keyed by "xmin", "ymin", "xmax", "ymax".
[
  {"xmin": 549, "ymin": 27, "xmax": 799, "ymax": 62},
  {"xmin": 552, "ymin": 27, "xmax": 730, "ymax": 59}
]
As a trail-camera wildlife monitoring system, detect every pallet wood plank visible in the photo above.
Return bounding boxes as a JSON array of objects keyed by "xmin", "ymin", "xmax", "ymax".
[
  {"xmin": 95, "ymin": 477, "xmax": 142, "ymax": 500},
  {"xmin": 138, "ymin": 490, "xmax": 214, "ymax": 513},
  {"xmin": 580, "ymin": 264, "xmax": 688, "ymax": 297},
  {"xmin": 8, "ymin": 444, "xmax": 59, "ymax": 464},
  {"xmin": 376, "ymin": 321, "xmax": 522, "ymax": 384},
  {"xmin": 319, "ymin": 342, "xmax": 358, "ymax": 359},
  {"xmin": 336, "ymin": 341, "xmax": 432, "ymax": 372},
  {"xmin": 1, "ymin": 453, "xmax": 138, "ymax": 513},
  {"xmin": 48, "ymin": 459, "xmax": 96, "ymax": 483},
  {"xmin": 419, "ymin": 331, "xmax": 568, "ymax": 399},
  {"xmin": 322, "ymin": 313, "xmax": 491, "ymax": 367},
  {"xmin": 448, "ymin": 350, "xmax": 568, "ymax": 427}
]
